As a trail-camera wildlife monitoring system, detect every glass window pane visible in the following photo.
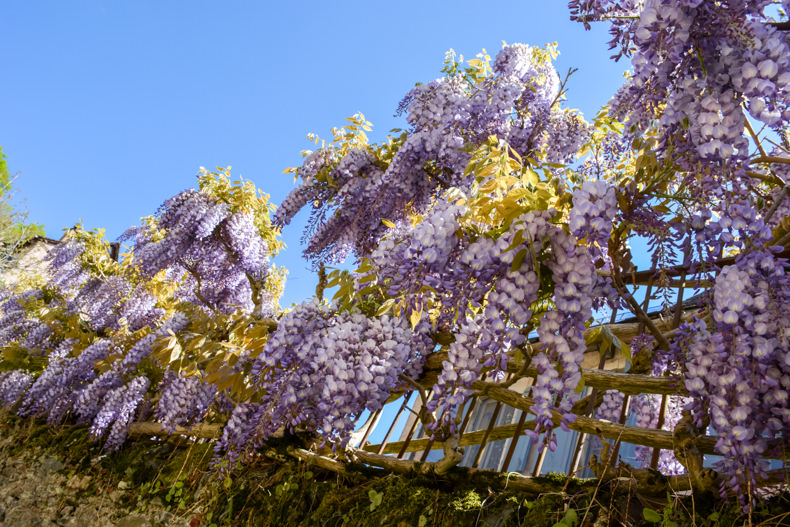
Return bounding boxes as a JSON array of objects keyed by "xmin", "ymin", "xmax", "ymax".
[{"xmin": 539, "ymin": 428, "xmax": 579, "ymax": 475}]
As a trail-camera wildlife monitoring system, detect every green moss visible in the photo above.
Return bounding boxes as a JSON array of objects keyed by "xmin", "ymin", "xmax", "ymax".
[
  {"xmin": 24, "ymin": 422, "xmax": 52, "ymax": 445},
  {"xmin": 450, "ymin": 489, "xmax": 485, "ymax": 511},
  {"xmin": 3, "ymin": 416, "xmax": 790, "ymax": 527},
  {"xmin": 533, "ymin": 471, "xmax": 569, "ymax": 485}
]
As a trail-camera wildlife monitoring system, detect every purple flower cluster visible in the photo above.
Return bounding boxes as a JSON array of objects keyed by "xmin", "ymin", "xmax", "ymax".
[
  {"xmin": 367, "ymin": 201, "xmax": 465, "ymax": 306},
  {"xmin": 36, "ymin": 234, "xmax": 164, "ymax": 336},
  {"xmin": 0, "ymin": 289, "xmax": 43, "ymax": 348},
  {"xmin": 629, "ymin": 393, "xmax": 687, "ymax": 475},
  {"xmin": 677, "ymin": 246, "xmax": 790, "ymax": 501},
  {"xmin": 73, "ymin": 276, "xmax": 133, "ymax": 331},
  {"xmin": 367, "ymin": 203, "xmax": 595, "ymax": 445},
  {"xmin": 214, "ymin": 402, "xmax": 261, "ymax": 470},
  {"xmin": 46, "ymin": 240, "xmax": 89, "ymax": 295},
  {"xmin": 0, "ymin": 281, "xmax": 193, "ymax": 448},
  {"xmin": 74, "ymin": 370, "xmax": 125, "ymax": 424},
  {"xmin": 595, "ymin": 390, "xmax": 624, "ymax": 422},
  {"xmin": 0, "ymin": 370, "xmax": 32, "ymax": 407},
  {"xmin": 16, "ymin": 339, "xmax": 78, "ymax": 419},
  {"xmin": 213, "ymin": 300, "xmax": 430, "ymax": 462},
  {"xmin": 572, "ymin": 1, "xmax": 789, "ymax": 173},
  {"xmin": 569, "ymin": 180, "xmax": 617, "ymax": 263},
  {"xmin": 273, "ymin": 149, "xmax": 338, "ymax": 229},
  {"xmin": 116, "ymin": 287, "xmax": 163, "ymax": 332},
  {"xmin": 16, "ymin": 339, "xmax": 119, "ymax": 426},
  {"xmin": 224, "ymin": 212, "xmax": 270, "ymax": 281},
  {"xmin": 89, "ymin": 375, "xmax": 150, "ymax": 451},
  {"xmin": 277, "ymin": 43, "xmax": 590, "ymax": 263},
  {"xmin": 590, "ymin": 388, "xmax": 686, "ymax": 475},
  {"xmin": 530, "ymin": 211, "xmax": 596, "ymax": 441},
  {"xmin": 119, "ymin": 313, "xmax": 189, "ymax": 371},
  {"xmin": 0, "ymin": 172, "xmax": 286, "ymax": 458},
  {"xmin": 154, "ymin": 370, "xmax": 217, "ymax": 433},
  {"xmin": 22, "ymin": 321, "xmax": 55, "ymax": 353},
  {"xmin": 728, "ymin": 20, "xmax": 790, "ymax": 127},
  {"xmin": 123, "ymin": 186, "xmax": 275, "ymax": 315}
]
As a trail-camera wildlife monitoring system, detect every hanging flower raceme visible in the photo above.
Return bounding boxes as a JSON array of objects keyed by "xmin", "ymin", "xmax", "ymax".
[
  {"xmin": 212, "ymin": 300, "xmax": 430, "ymax": 465},
  {"xmin": 154, "ymin": 370, "xmax": 217, "ymax": 433},
  {"xmin": 676, "ymin": 244, "xmax": 790, "ymax": 502},
  {"xmin": 122, "ymin": 170, "xmax": 280, "ymax": 317},
  {"xmin": 368, "ymin": 204, "xmax": 596, "ymax": 446},
  {"xmin": 89, "ymin": 375, "xmax": 151, "ymax": 451},
  {"xmin": 277, "ymin": 43, "xmax": 589, "ymax": 264},
  {"xmin": 570, "ymin": 180, "xmax": 617, "ymax": 263},
  {"xmin": 0, "ymin": 169, "xmax": 285, "ymax": 459}
]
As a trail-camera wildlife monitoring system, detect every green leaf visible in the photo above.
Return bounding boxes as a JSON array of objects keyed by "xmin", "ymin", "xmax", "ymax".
[
  {"xmin": 368, "ymin": 489, "xmax": 383, "ymax": 511},
  {"xmin": 643, "ymin": 508, "xmax": 661, "ymax": 523},
  {"xmin": 573, "ymin": 371, "xmax": 586, "ymax": 394},
  {"xmin": 584, "ymin": 326, "xmax": 602, "ymax": 347},
  {"xmin": 418, "ymin": 515, "xmax": 428, "ymax": 527},
  {"xmin": 620, "ymin": 341, "xmax": 632, "ymax": 361},
  {"xmin": 513, "ymin": 348, "xmax": 524, "ymax": 368},
  {"xmin": 511, "ymin": 248, "xmax": 528, "ymax": 272},
  {"xmin": 381, "ymin": 219, "xmax": 396, "ymax": 228},
  {"xmin": 169, "ymin": 341, "xmax": 183, "ymax": 363}
]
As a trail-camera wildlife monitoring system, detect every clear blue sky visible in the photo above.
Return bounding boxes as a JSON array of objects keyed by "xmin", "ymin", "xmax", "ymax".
[{"xmin": 1, "ymin": 1, "xmax": 627, "ymax": 306}]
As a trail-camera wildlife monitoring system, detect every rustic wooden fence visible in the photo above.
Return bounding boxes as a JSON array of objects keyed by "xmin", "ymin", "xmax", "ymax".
[{"xmin": 128, "ymin": 252, "xmax": 790, "ymax": 496}]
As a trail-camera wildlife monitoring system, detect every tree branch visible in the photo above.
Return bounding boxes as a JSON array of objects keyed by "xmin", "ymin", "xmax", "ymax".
[
  {"xmin": 750, "ymin": 155, "xmax": 790, "ymax": 166},
  {"xmin": 610, "ymin": 270, "xmax": 672, "ymax": 350}
]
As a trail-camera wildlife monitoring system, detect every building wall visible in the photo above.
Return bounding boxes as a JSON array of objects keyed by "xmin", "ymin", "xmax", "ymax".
[{"xmin": 3, "ymin": 238, "xmax": 60, "ymax": 286}]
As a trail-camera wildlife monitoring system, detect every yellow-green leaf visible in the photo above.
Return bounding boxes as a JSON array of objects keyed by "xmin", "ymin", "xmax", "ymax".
[
  {"xmin": 376, "ymin": 298, "xmax": 396, "ymax": 316},
  {"xmin": 169, "ymin": 342, "xmax": 183, "ymax": 363},
  {"xmin": 410, "ymin": 306, "xmax": 423, "ymax": 328},
  {"xmin": 523, "ymin": 168, "xmax": 540, "ymax": 187},
  {"xmin": 642, "ymin": 508, "xmax": 661, "ymax": 523},
  {"xmin": 584, "ymin": 326, "xmax": 602, "ymax": 347}
]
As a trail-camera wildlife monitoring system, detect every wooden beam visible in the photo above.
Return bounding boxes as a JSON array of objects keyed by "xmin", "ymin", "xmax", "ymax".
[
  {"xmin": 472, "ymin": 382, "xmax": 789, "ymax": 461},
  {"xmin": 128, "ymin": 422, "xmax": 221, "ymax": 438}
]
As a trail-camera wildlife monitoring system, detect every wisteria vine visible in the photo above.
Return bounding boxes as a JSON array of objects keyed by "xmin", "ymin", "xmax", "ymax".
[{"xmin": 0, "ymin": 3, "xmax": 787, "ymax": 513}]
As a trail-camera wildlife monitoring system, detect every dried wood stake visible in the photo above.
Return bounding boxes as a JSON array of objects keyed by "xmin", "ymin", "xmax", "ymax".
[
  {"xmin": 471, "ymin": 401, "xmax": 503, "ymax": 468},
  {"xmin": 500, "ymin": 409, "xmax": 528, "ymax": 473},
  {"xmin": 376, "ymin": 391, "xmax": 413, "ymax": 455}
]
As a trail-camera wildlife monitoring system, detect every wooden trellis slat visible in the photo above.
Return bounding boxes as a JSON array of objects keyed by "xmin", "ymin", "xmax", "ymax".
[
  {"xmin": 471, "ymin": 401, "xmax": 504, "ymax": 468},
  {"xmin": 471, "ymin": 381, "xmax": 789, "ymax": 460},
  {"xmin": 499, "ymin": 409, "xmax": 529, "ymax": 473},
  {"xmin": 375, "ymin": 391, "xmax": 413, "ymax": 455}
]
